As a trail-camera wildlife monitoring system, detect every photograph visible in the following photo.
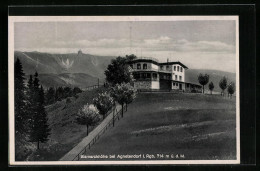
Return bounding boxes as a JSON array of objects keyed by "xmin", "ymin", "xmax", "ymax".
[{"xmin": 8, "ymin": 16, "xmax": 239, "ymax": 165}]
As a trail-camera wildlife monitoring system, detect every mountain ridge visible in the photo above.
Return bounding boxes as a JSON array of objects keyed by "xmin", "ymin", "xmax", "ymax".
[{"xmin": 16, "ymin": 51, "xmax": 236, "ymax": 92}]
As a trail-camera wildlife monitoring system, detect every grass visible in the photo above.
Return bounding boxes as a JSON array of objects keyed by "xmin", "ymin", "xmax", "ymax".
[{"xmin": 81, "ymin": 93, "xmax": 236, "ymax": 160}]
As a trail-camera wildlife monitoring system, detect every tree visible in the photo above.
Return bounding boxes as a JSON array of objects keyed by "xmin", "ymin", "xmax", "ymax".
[
  {"xmin": 29, "ymin": 74, "xmax": 51, "ymax": 149},
  {"xmin": 125, "ymin": 54, "xmax": 137, "ymax": 62},
  {"xmin": 219, "ymin": 76, "xmax": 228, "ymax": 96},
  {"xmin": 27, "ymin": 75, "xmax": 35, "ymax": 131},
  {"xmin": 197, "ymin": 73, "xmax": 209, "ymax": 94},
  {"xmin": 73, "ymin": 87, "xmax": 82, "ymax": 96},
  {"xmin": 45, "ymin": 87, "xmax": 56, "ymax": 105},
  {"xmin": 208, "ymin": 82, "xmax": 214, "ymax": 95},
  {"xmin": 110, "ymin": 83, "xmax": 136, "ymax": 117},
  {"xmin": 14, "ymin": 58, "xmax": 27, "ymax": 135},
  {"xmin": 93, "ymin": 92, "xmax": 114, "ymax": 119},
  {"xmin": 227, "ymin": 82, "xmax": 235, "ymax": 99},
  {"xmin": 55, "ymin": 87, "xmax": 64, "ymax": 101},
  {"xmin": 76, "ymin": 104, "xmax": 101, "ymax": 136},
  {"xmin": 63, "ymin": 87, "xmax": 73, "ymax": 98},
  {"xmin": 104, "ymin": 56, "xmax": 133, "ymax": 85}
]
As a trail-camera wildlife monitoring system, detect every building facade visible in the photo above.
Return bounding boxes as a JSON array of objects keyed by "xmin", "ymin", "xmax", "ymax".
[{"xmin": 128, "ymin": 57, "xmax": 202, "ymax": 92}]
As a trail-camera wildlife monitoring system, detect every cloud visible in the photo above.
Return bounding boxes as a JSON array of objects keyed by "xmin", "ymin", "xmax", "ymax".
[{"xmin": 23, "ymin": 36, "xmax": 235, "ymax": 54}]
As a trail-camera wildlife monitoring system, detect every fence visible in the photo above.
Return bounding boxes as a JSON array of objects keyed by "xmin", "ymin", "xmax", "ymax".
[{"xmin": 72, "ymin": 104, "xmax": 127, "ymax": 161}]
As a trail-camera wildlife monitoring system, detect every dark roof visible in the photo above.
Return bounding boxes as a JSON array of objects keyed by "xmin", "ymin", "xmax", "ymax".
[
  {"xmin": 128, "ymin": 59, "xmax": 188, "ymax": 69},
  {"xmin": 159, "ymin": 62, "xmax": 188, "ymax": 69}
]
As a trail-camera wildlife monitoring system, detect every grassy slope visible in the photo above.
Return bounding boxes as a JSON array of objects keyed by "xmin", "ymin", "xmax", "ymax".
[
  {"xmin": 82, "ymin": 93, "xmax": 236, "ymax": 160},
  {"xmin": 28, "ymin": 87, "xmax": 107, "ymax": 161}
]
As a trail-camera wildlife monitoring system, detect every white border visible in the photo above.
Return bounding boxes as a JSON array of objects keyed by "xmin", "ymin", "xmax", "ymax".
[{"xmin": 8, "ymin": 16, "xmax": 240, "ymax": 165}]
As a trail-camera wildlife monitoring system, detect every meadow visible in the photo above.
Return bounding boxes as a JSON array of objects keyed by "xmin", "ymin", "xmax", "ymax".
[{"xmin": 81, "ymin": 92, "xmax": 237, "ymax": 160}]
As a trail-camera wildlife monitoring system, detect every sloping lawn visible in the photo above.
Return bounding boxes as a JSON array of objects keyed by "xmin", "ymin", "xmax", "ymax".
[{"xmin": 81, "ymin": 93, "xmax": 236, "ymax": 160}]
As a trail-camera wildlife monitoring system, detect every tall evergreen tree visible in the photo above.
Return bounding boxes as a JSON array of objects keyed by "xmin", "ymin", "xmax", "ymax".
[
  {"xmin": 14, "ymin": 58, "xmax": 27, "ymax": 135},
  {"xmin": 45, "ymin": 87, "xmax": 55, "ymax": 105},
  {"xmin": 26, "ymin": 75, "xmax": 35, "ymax": 132},
  {"xmin": 29, "ymin": 73, "xmax": 50, "ymax": 149}
]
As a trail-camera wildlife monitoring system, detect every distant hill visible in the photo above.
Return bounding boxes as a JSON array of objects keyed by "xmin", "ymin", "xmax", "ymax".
[
  {"xmin": 186, "ymin": 69, "xmax": 236, "ymax": 93},
  {"xmin": 15, "ymin": 51, "xmax": 115, "ymax": 79},
  {"xmin": 16, "ymin": 51, "xmax": 236, "ymax": 92}
]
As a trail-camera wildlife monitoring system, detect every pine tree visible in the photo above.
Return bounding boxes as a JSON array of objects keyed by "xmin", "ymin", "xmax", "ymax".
[
  {"xmin": 45, "ymin": 87, "xmax": 55, "ymax": 105},
  {"xmin": 29, "ymin": 73, "xmax": 50, "ymax": 149},
  {"xmin": 14, "ymin": 58, "xmax": 27, "ymax": 135},
  {"xmin": 26, "ymin": 75, "xmax": 35, "ymax": 133}
]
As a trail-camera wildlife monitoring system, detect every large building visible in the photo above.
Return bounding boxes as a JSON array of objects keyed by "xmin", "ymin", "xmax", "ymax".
[{"xmin": 128, "ymin": 57, "xmax": 202, "ymax": 92}]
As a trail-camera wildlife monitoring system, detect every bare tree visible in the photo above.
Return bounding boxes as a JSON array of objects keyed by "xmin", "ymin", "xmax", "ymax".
[{"xmin": 197, "ymin": 73, "xmax": 209, "ymax": 94}]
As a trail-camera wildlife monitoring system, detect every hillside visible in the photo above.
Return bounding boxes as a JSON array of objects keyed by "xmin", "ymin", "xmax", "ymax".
[
  {"xmin": 186, "ymin": 69, "xmax": 236, "ymax": 93},
  {"xmin": 15, "ymin": 51, "xmax": 115, "ymax": 79},
  {"xmin": 25, "ymin": 73, "xmax": 103, "ymax": 90}
]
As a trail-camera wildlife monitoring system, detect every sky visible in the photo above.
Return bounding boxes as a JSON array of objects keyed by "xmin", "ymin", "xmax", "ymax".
[{"xmin": 14, "ymin": 20, "xmax": 237, "ymax": 73}]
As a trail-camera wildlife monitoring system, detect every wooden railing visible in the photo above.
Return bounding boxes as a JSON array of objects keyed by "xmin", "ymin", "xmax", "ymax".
[{"xmin": 72, "ymin": 104, "xmax": 127, "ymax": 161}]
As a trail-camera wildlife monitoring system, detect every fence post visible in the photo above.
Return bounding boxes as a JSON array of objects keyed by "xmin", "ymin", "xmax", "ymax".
[{"xmin": 113, "ymin": 106, "xmax": 115, "ymax": 127}]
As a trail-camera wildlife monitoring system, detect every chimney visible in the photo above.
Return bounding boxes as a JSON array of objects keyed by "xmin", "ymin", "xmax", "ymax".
[{"xmin": 167, "ymin": 58, "xmax": 169, "ymax": 63}]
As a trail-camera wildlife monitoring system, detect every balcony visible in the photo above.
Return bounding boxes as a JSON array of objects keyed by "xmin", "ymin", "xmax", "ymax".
[
  {"xmin": 134, "ymin": 77, "xmax": 159, "ymax": 81},
  {"xmin": 131, "ymin": 68, "xmax": 158, "ymax": 72}
]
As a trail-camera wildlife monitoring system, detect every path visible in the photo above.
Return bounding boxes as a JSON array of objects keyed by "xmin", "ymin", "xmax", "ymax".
[{"xmin": 59, "ymin": 103, "xmax": 122, "ymax": 161}]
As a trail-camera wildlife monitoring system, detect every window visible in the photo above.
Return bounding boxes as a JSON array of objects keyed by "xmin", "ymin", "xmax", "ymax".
[
  {"xmin": 134, "ymin": 73, "xmax": 140, "ymax": 79},
  {"xmin": 177, "ymin": 66, "xmax": 179, "ymax": 71},
  {"xmin": 176, "ymin": 83, "xmax": 178, "ymax": 86},
  {"xmin": 180, "ymin": 67, "xmax": 183, "ymax": 72},
  {"xmin": 160, "ymin": 66, "xmax": 164, "ymax": 70},
  {"xmin": 173, "ymin": 83, "xmax": 175, "ymax": 86},
  {"xmin": 174, "ymin": 66, "xmax": 176, "ymax": 71},
  {"xmin": 129, "ymin": 64, "xmax": 133, "ymax": 69},
  {"xmin": 143, "ymin": 63, "xmax": 147, "ymax": 69},
  {"xmin": 166, "ymin": 65, "xmax": 169, "ymax": 70},
  {"xmin": 187, "ymin": 84, "xmax": 189, "ymax": 88},
  {"xmin": 179, "ymin": 76, "xmax": 182, "ymax": 81},
  {"xmin": 175, "ymin": 75, "xmax": 178, "ymax": 80},
  {"xmin": 152, "ymin": 73, "xmax": 157, "ymax": 79},
  {"xmin": 137, "ymin": 63, "xmax": 141, "ymax": 69}
]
